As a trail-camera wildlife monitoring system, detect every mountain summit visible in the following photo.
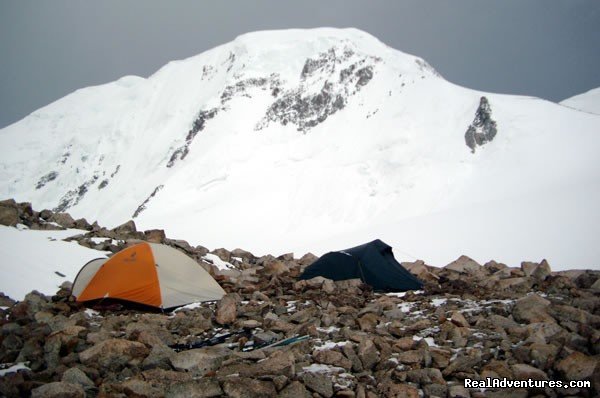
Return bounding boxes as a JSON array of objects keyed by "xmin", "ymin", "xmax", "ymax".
[{"xmin": 1, "ymin": 28, "xmax": 599, "ymax": 268}]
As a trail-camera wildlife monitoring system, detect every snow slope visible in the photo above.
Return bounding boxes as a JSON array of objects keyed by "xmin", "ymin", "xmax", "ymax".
[
  {"xmin": 1, "ymin": 28, "xmax": 599, "ymax": 269},
  {"xmin": 0, "ymin": 226, "xmax": 109, "ymax": 300},
  {"xmin": 560, "ymin": 87, "xmax": 600, "ymax": 115}
]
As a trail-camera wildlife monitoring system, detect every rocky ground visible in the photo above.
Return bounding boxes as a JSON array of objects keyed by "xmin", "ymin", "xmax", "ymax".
[{"xmin": 0, "ymin": 199, "xmax": 599, "ymax": 397}]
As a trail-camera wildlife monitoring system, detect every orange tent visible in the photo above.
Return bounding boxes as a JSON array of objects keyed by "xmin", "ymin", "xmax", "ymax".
[{"xmin": 72, "ymin": 242, "xmax": 225, "ymax": 309}]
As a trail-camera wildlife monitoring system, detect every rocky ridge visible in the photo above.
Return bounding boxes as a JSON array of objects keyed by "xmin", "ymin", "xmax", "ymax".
[{"xmin": 1, "ymin": 199, "xmax": 599, "ymax": 397}]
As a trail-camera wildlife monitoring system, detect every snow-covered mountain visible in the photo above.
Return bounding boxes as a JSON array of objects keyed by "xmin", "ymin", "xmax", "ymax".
[
  {"xmin": 560, "ymin": 87, "xmax": 600, "ymax": 115},
  {"xmin": 1, "ymin": 28, "xmax": 599, "ymax": 268}
]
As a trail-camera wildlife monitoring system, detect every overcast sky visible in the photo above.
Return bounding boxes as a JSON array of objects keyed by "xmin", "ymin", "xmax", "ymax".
[{"xmin": 1, "ymin": 1, "xmax": 599, "ymax": 129}]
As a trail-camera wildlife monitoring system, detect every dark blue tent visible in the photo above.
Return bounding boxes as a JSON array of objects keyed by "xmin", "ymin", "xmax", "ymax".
[{"xmin": 299, "ymin": 239, "xmax": 423, "ymax": 292}]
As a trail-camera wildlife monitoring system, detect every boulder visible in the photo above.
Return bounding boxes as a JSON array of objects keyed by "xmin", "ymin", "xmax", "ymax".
[
  {"xmin": 170, "ymin": 346, "xmax": 230, "ymax": 376},
  {"xmin": 358, "ymin": 338, "xmax": 379, "ymax": 370},
  {"xmin": 165, "ymin": 378, "xmax": 223, "ymax": 398},
  {"xmin": 555, "ymin": 352, "xmax": 598, "ymax": 380},
  {"xmin": 50, "ymin": 212, "xmax": 76, "ymax": 228},
  {"xmin": 242, "ymin": 350, "xmax": 296, "ymax": 377},
  {"xmin": 313, "ymin": 349, "xmax": 353, "ymax": 370},
  {"xmin": 445, "ymin": 255, "xmax": 482, "ymax": 274},
  {"xmin": 117, "ymin": 379, "xmax": 163, "ymax": 398},
  {"xmin": 302, "ymin": 372, "xmax": 333, "ymax": 398},
  {"xmin": 377, "ymin": 380, "xmax": 419, "ymax": 398},
  {"xmin": 61, "ymin": 367, "xmax": 96, "ymax": 391},
  {"xmin": 0, "ymin": 202, "xmax": 19, "ymax": 226},
  {"xmin": 278, "ymin": 381, "xmax": 312, "ymax": 398},
  {"xmin": 531, "ymin": 259, "xmax": 552, "ymax": 281},
  {"xmin": 78, "ymin": 338, "xmax": 149, "ymax": 371},
  {"xmin": 511, "ymin": 363, "xmax": 548, "ymax": 380},
  {"xmin": 215, "ymin": 293, "xmax": 239, "ymax": 325},
  {"xmin": 144, "ymin": 229, "xmax": 166, "ymax": 243},
  {"xmin": 112, "ymin": 219, "xmax": 137, "ymax": 234},
  {"xmin": 31, "ymin": 382, "xmax": 85, "ymax": 398},
  {"xmin": 450, "ymin": 311, "xmax": 470, "ymax": 328},
  {"xmin": 511, "ymin": 294, "xmax": 553, "ymax": 324},
  {"xmin": 222, "ymin": 378, "xmax": 277, "ymax": 398}
]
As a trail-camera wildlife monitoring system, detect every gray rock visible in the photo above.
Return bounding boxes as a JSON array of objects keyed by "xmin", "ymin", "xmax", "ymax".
[
  {"xmin": 61, "ymin": 367, "xmax": 96, "ymax": 391},
  {"xmin": 464, "ymin": 96, "xmax": 497, "ymax": 153}
]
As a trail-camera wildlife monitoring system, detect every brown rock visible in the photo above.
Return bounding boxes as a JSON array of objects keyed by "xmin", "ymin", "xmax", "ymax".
[
  {"xmin": 112, "ymin": 219, "xmax": 137, "ymax": 234},
  {"xmin": 497, "ymin": 277, "xmax": 532, "ymax": 292},
  {"xmin": 521, "ymin": 261, "xmax": 539, "ymax": 277},
  {"xmin": 263, "ymin": 260, "xmax": 288, "ymax": 275},
  {"xmin": 278, "ymin": 381, "xmax": 312, "ymax": 398},
  {"xmin": 511, "ymin": 294, "xmax": 553, "ymax": 324},
  {"xmin": 450, "ymin": 311, "xmax": 470, "ymax": 328},
  {"xmin": 555, "ymin": 351, "xmax": 598, "ymax": 380},
  {"xmin": 216, "ymin": 293, "xmax": 239, "ymax": 325},
  {"xmin": 170, "ymin": 346, "xmax": 230, "ymax": 376},
  {"xmin": 377, "ymin": 380, "xmax": 419, "ymax": 398},
  {"xmin": 531, "ymin": 259, "xmax": 551, "ymax": 281},
  {"xmin": 165, "ymin": 378, "xmax": 223, "ymax": 398},
  {"xmin": 144, "ymin": 229, "xmax": 166, "ymax": 243},
  {"xmin": 313, "ymin": 349, "xmax": 352, "ymax": 370},
  {"xmin": 0, "ymin": 202, "xmax": 19, "ymax": 226},
  {"xmin": 445, "ymin": 255, "xmax": 482, "ymax": 274},
  {"xmin": 222, "ymin": 378, "xmax": 277, "ymax": 398},
  {"xmin": 78, "ymin": 338, "xmax": 149, "ymax": 371},
  {"xmin": 358, "ymin": 338, "xmax": 379, "ymax": 370},
  {"xmin": 406, "ymin": 368, "xmax": 445, "ymax": 385},
  {"xmin": 511, "ymin": 363, "xmax": 548, "ymax": 380},
  {"xmin": 248, "ymin": 350, "xmax": 295, "ymax": 377},
  {"xmin": 302, "ymin": 372, "xmax": 333, "ymax": 398},
  {"xmin": 50, "ymin": 212, "xmax": 76, "ymax": 228},
  {"xmin": 398, "ymin": 350, "xmax": 423, "ymax": 365},
  {"xmin": 448, "ymin": 384, "xmax": 470, "ymax": 398},
  {"xmin": 357, "ymin": 312, "xmax": 379, "ymax": 332},
  {"xmin": 118, "ymin": 379, "xmax": 163, "ymax": 398},
  {"xmin": 31, "ymin": 382, "xmax": 85, "ymax": 398}
]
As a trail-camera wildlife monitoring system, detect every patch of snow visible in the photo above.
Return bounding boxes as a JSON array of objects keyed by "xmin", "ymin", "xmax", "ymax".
[
  {"xmin": 316, "ymin": 326, "xmax": 340, "ymax": 334},
  {"xmin": 314, "ymin": 340, "xmax": 350, "ymax": 351},
  {"xmin": 0, "ymin": 226, "xmax": 110, "ymax": 300},
  {"xmin": 431, "ymin": 298, "xmax": 448, "ymax": 307},
  {"xmin": 16, "ymin": 224, "xmax": 28, "ymax": 231},
  {"xmin": 385, "ymin": 290, "xmax": 424, "ymax": 298},
  {"xmin": 301, "ymin": 363, "xmax": 345, "ymax": 374},
  {"xmin": 202, "ymin": 253, "xmax": 235, "ymax": 270},
  {"xmin": 398, "ymin": 302, "xmax": 415, "ymax": 313},
  {"xmin": 89, "ymin": 237, "xmax": 111, "ymax": 244},
  {"xmin": 0, "ymin": 362, "xmax": 31, "ymax": 376},
  {"xmin": 84, "ymin": 308, "xmax": 101, "ymax": 318}
]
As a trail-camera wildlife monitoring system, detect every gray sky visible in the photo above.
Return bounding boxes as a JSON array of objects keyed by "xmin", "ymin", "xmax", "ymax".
[{"xmin": 1, "ymin": 1, "xmax": 599, "ymax": 129}]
